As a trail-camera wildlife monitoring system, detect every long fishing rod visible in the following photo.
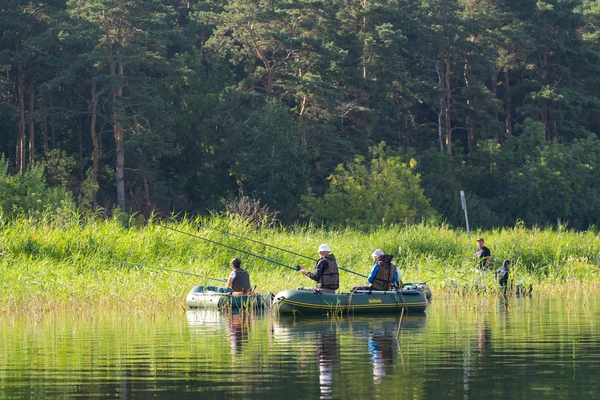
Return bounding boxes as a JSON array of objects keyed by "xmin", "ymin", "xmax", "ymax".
[
  {"xmin": 189, "ymin": 224, "xmax": 370, "ymax": 278},
  {"xmin": 161, "ymin": 225, "xmax": 300, "ymax": 271},
  {"xmin": 200, "ymin": 225, "xmax": 317, "ymax": 262},
  {"xmin": 164, "ymin": 225, "xmax": 369, "ymax": 279},
  {"xmin": 111, "ymin": 259, "xmax": 227, "ymax": 283}
]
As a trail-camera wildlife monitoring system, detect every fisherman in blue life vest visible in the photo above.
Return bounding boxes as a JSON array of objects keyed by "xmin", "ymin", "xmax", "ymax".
[
  {"xmin": 368, "ymin": 249, "xmax": 400, "ymax": 290},
  {"xmin": 226, "ymin": 257, "xmax": 252, "ymax": 292},
  {"xmin": 298, "ymin": 244, "xmax": 340, "ymax": 294}
]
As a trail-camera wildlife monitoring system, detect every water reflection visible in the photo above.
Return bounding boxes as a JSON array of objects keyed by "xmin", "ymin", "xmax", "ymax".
[
  {"xmin": 317, "ymin": 327, "xmax": 340, "ymax": 399},
  {"xmin": 2, "ymin": 295, "xmax": 599, "ymax": 399},
  {"xmin": 368, "ymin": 324, "xmax": 398, "ymax": 384},
  {"xmin": 186, "ymin": 309, "xmax": 255, "ymax": 355},
  {"xmin": 274, "ymin": 315, "xmax": 427, "ymax": 397},
  {"xmin": 229, "ymin": 312, "xmax": 250, "ymax": 355}
]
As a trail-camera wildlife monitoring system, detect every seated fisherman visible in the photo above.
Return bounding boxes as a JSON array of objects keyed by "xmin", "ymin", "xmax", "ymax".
[
  {"xmin": 352, "ymin": 249, "xmax": 399, "ymax": 292},
  {"xmin": 298, "ymin": 244, "xmax": 340, "ymax": 294},
  {"xmin": 226, "ymin": 257, "xmax": 252, "ymax": 292},
  {"xmin": 368, "ymin": 249, "xmax": 399, "ymax": 290}
]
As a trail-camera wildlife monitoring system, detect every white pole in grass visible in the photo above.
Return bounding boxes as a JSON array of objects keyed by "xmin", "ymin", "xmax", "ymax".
[{"xmin": 460, "ymin": 190, "xmax": 470, "ymax": 239}]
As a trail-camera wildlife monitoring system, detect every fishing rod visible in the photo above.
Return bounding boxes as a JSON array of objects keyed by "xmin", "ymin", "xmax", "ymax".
[
  {"xmin": 110, "ymin": 259, "xmax": 227, "ymax": 283},
  {"xmin": 161, "ymin": 225, "xmax": 300, "ymax": 272},
  {"xmin": 199, "ymin": 224, "xmax": 316, "ymax": 262},
  {"xmin": 190, "ymin": 224, "xmax": 370, "ymax": 278},
  {"xmin": 163, "ymin": 225, "xmax": 369, "ymax": 279}
]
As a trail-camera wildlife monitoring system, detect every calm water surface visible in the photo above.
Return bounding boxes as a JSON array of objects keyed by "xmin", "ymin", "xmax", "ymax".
[{"xmin": 1, "ymin": 294, "xmax": 599, "ymax": 399}]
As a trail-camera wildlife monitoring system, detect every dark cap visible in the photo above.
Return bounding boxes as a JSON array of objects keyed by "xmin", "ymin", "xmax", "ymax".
[{"xmin": 230, "ymin": 257, "xmax": 241, "ymax": 267}]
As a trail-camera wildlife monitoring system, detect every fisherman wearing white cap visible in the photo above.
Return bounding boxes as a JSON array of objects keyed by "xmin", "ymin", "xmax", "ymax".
[
  {"xmin": 298, "ymin": 244, "xmax": 340, "ymax": 293},
  {"xmin": 367, "ymin": 249, "xmax": 399, "ymax": 290}
]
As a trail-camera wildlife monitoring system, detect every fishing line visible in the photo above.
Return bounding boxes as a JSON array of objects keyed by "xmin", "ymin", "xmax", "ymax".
[
  {"xmin": 110, "ymin": 259, "xmax": 227, "ymax": 283},
  {"xmin": 161, "ymin": 225, "xmax": 300, "ymax": 271}
]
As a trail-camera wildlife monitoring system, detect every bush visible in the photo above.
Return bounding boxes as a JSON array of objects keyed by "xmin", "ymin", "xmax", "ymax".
[
  {"xmin": 302, "ymin": 142, "xmax": 439, "ymax": 226},
  {"xmin": 0, "ymin": 157, "xmax": 75, "ymax": 221}
]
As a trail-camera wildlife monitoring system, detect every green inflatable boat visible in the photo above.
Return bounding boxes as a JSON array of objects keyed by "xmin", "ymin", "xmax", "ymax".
[
  {"xmin": 403, "ymin": 282, "xmax": 432, "ymax": 300},
  {"xmin": 186, "ymin": 285, "xmax": 272, "ymax": 310},
  {"xmin": 272, "ymin": 288, "xmax": 428, "ymax": 316}
]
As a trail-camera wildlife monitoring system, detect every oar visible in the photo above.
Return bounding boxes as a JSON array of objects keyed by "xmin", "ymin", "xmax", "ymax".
[
  {"xmin": 160, "ymin": 225, "xmax": 300, "ymax": 271},
  {"xmin": 110, "ymin": 259, "xmax": 227, "ymax": 283},
  {"xmin": 199, "ymin": 225, "xmax": 316, "ymax": 262}
]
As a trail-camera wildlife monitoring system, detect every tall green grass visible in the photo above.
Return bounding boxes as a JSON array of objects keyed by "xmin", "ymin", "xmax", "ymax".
[{"xmin": 1, "ymin": 214, "xmax": 599, "ymax": 309}]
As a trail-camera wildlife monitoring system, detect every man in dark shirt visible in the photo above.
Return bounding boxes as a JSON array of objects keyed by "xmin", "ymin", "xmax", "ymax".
[
  {"xmin": 298, "ymin": 244, "xmax": 340, "ymax": 293},
  {"xmin": 474, "ymin": 237, "xmax": 491, "ymax": 270}
]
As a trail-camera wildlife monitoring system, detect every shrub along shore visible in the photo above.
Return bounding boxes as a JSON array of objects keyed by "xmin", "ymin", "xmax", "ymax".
[{"xmin": 1, "ymin": 214, "xmax": 599, "ymax": 310}]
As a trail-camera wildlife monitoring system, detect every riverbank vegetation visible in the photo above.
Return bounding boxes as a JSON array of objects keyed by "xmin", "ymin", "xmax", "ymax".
[{"xmin": 1, "ymin": 215, "xmax": 599, "ymax": 310}]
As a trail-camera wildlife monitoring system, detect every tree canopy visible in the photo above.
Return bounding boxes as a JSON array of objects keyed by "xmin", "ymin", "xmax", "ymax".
[{"xmin": 1, "ymin": 0, "xmax": 600, "ymax": 229}]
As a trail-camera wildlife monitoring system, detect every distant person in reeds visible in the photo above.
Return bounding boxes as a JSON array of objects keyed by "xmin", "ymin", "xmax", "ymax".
[
  {"xmin": 298, "ymin": 244, "xmax": 340, "ymax": 294},
  {"xmin": 474, "ymin": 237, "xmax": 491, "ymax": 271},
  {"xmin": 496, "ymin": 259, "xmax": 510, "ymax": 289},
  {"xmin": 227, "ymin": 257, "xmax": 252, "ymax": 292},
  {"xmin": 368, "ymin": 249, "xmax": 399, "ymax": 290}
]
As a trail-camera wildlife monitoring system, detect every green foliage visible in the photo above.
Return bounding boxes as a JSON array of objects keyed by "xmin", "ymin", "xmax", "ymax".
[
  {"xmin": 0, "ymin": 157, "xmax": 74, "ymax": 221},
  {"xmin": 302, "ymin": 142, "xmax": 439, "ymax": 226},
  {"xmin": 234, "ymin": 99, "xmax": 310, "ymax": 220},
  {"xmin": 1, "ymin": 0, "xmax": 600, "ymax": 229},
  {"xmin": 0, "ymin": 215, "xmax": 599, "ymax": 306}
]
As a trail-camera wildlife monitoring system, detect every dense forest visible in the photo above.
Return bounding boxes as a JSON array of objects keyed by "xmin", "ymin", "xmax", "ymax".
[{"xmin": 1, "ymin": 0, "xmax": 600, "ymax": 229}]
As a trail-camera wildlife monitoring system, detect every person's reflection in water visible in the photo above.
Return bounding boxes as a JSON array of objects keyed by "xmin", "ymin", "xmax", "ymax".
[
  {"xmin": 368, "ymin": 326, "xmax": 399, "ymax": 384},
  {"xmin": 316, "ymin": 328, "xmax": 340, "ymax": 399},
  {"xmin": 229, "ymin": 312, "xmax": 250, "ymax": 355},
  {"xmin": 477, "ymin": 324, "xmax": 491, "ymax": 359}
]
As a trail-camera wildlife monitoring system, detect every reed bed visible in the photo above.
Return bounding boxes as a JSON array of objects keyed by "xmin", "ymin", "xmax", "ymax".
[{"xmin": 1, "ymin": 214, "xmax": 599, "ymax": 309}]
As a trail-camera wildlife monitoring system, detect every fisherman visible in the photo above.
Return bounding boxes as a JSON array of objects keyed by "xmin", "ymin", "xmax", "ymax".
[
  {"xmin": 496, "ymin": 259, "xmax": 510, "ymax": 289},
  {"xmin": 226, "ymin": 257, "xmax": 252, "ymax": 292},
  {"xmin": 298, "ymin": 244, "xmax": 340, "ymax": 294},
  {"xmin": 474, "ymin": 237, "xmax": 491, "ymax": 271},
  {"xmin": 368, "ymin": 249, "xmax": 399, "ymax": 290}
]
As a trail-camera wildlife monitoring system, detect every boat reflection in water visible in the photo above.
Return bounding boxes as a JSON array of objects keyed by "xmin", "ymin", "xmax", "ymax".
[
  {"xmin": 273, "ymin": 315, "xmax": 427, "ymax": 397},
  {"xmin": 185, "ymin": 309, "xmax": 256, "ymax": 355},
  {"xmin": 368, "ymin": 322, "xmax": 399, "ymax": 384},
  {"xmin": 228, "ymin": 312, "xmax": 252, "ymax": 355}
]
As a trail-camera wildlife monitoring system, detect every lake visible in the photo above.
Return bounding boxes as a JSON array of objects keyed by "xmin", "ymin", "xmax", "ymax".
[{"xmin": 1, "ymin": 293, "xmax": 598, "ymax": 399}]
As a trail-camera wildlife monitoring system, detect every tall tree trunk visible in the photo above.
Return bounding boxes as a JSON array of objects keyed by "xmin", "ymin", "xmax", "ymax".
[
  {"xmin": 28, "ymin": 77, "xmax": 35, "ymax": 166},
  {"xmin": 78, "ymin": 118, "xmax": 84, "ymax": 179},
  {"xmin": 17, "ymin": 66, "xmax": 26, "ymax": 173},
  {"xmin": 444, "ymin": 57, "xmax": 452, "ymax": 166},
  {"xmin": 90, "ymin": 81, "xmax": 100, "ymax": 186},
  {"xmin": 504, "ymin": 69, "xmax": 511, "ymax": 137},
  {"xmin": 541, "ymin": 52, "xmax": 549, "ymax": 142},
  {"xmin": 465, "ymin": 60, "xmax": 474, "ymax": 153},
  {"xmin": 43, "ymin": 118, "xmax": 49, "ymax": 154},
  {"xmin": 491, "ymin": 71, "xmax": 500, "ymax": 141},
  {"xmin": 114, "ymin": 60, "xmax": 126, "ymax": 211},
  {"xmin": 51, "ymin": 120, "xmax": 55, "ymax": 148},
  {"xmin": 435, "ymin": 58, "xmax": 444, "ymax": 153}
]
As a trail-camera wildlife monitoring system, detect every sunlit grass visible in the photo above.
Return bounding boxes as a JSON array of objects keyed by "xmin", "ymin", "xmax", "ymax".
[{"xmin": 0, "ymin": 213, "xmax": 599, "ymax": 309}]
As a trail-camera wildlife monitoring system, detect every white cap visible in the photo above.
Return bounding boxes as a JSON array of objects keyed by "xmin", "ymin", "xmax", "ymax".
[
  {"xmin": 318, "ymin": 244, "xmax": 331, "ymax": 252},
  {"xmin": 372, "ymin": 249, "xmax": 384, "ymax": 258}
]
